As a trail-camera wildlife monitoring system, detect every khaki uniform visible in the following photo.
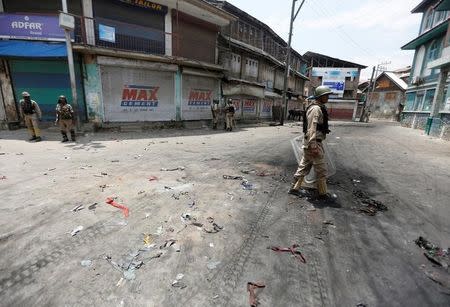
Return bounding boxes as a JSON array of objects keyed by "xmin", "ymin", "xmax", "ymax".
[
  {"xmin": 20, "ymin": 99, "xmax": 42, "ymax": 138},
  {"xmin": 211, "ymin": 103, "xmax": 219, "ymax": 129},
  {"xmin": 225, "ymin": 104, "xmax": 235, "ymax": 130},
  {"xmin": 56, "ymin": 103, "xmax": 75, "ymax": 141},
  {"xmin": 294, "ymin": 102, "xmax": 328, "ymax": 183}
]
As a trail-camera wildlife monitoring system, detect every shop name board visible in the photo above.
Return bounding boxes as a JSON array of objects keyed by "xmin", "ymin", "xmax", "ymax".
[
  {"xmin": 262, "ymin": 101, "xmax": 272, "ymax": 113},
  {"xmin": 118, "ymin": 0, "xmax": 168, "ymax": 13},
  {"xmin": 243, "ymin": 99, "xmax": 256, "ymax": 112},
  {"xmin": 121, "ymin": 85, "xmax": 159, "ymax": 107},
  {"xmin": 0, "ymin": 13, "xmax": 66, "ymax": 41},
  {"xmin": 188, "ymin": 89, "xmax": 212, "ymax": 106}
]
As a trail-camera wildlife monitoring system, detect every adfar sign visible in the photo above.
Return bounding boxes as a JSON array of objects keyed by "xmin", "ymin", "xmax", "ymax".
[{"xmin": 0, "ymin": 13, "xmax": 66, "ymax": 41}]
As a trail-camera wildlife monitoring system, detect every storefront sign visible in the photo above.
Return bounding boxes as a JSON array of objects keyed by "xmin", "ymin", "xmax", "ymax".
[
  {"xmin": 99, "ymin": 24, "xmax": 116, "ymax": 43},
  {"xmin": 121, "ymin": 85, "xmax": 159, "ymax": 107},
  {"xmin": 312, "ymin": 67, "xmax": 359, "ymax": 98},
  {"xmin": 243, "ymin": 99, "xmax": 256, "ymax": 113},
  {"xmin": 187, "ymin": 89, "xmax": 212, "ymax": 107},
  {"xmin": 0, "ymin": 13, "xmax": 66, "ymax": 41},
  {"xmin": 118, "ymin": 0, "xmax": 168, "ymax": 13}
]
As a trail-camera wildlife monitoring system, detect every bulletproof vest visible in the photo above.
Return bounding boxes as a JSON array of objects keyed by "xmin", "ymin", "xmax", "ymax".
[
  {"xmin": 22, "ymin": 100, "xmax": 35, "ymax": 115},
  {"xmin": 303, "ymin": 103, "xmax": 330, "ymax": 135},
  {"xmin": 227, "ymin": 105, "xmax": 235, "ymax": 114},
  {"xmin": 59, "ymin": 104, "xmax": 73, "ymax": 120}
]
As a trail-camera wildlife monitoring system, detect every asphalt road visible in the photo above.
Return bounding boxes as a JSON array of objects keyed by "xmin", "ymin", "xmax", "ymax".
[{"xmin": 0, "ymin": 121, "xmax": 449, "ymax": 306}]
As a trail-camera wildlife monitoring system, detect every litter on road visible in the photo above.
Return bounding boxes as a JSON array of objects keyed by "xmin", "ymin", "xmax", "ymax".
[
  {"xmin": 81, "ymin": 260, "xmax": 92, "ymax": 267},
  {"xmin": 148, "ymin": 176, "xmax": 158, "ymax": 181},
  {"xmin": 223, "ymin": 175, "xmax": 244, "ymax": 180},
  {"xmin": 88, "ymin": 203, "xmax": 98, "ymax": 210},
  {"xmin": 241, "ymin": 180, "xmax": 254, "ymax": 190},
  {"xmin": 415, "ymin": 236, "xmax": 449, "ymax": 268},
  {"xmin": 247, "ymin": 282, "xmax": 265, "ymax": 307},
  {"xmin": 207, "ymin": 260, "xmax": 221, "ymax": 270},
  {"xmin": 161, "ymin": 166, "xmax": 185, "ymax": 171},
  {"xmin": 71, "ymin": 204, "xmax": 84, "ymax": 212},
  {"xmin": 105, "ymin": 197, "xmax": 129, "ymax": 218},
  {"xmin": 71, "ymin": 225, "xmax": 83, "ymax": 236},
  {"xmin": 268, "ymin": 244, "xmax": 306, "ymax": 263}
]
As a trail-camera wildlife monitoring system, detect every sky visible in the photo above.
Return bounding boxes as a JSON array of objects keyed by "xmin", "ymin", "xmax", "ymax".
[{"xmin": 227, "ymin": 0, "xmax": 423, "ymax": 80}]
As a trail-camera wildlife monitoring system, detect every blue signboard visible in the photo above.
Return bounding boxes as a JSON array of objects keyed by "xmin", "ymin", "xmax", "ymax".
[
  {"xmin": 99, "ymin": 24, "xmax": 116, "ymax": 43},
  {"xmin": 0, "ymin": 13, "xmax": 66, "ymax": 41}
]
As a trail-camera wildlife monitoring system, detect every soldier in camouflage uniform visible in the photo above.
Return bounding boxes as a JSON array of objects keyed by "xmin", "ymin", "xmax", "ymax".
[{"xmin": 55, "ymin": 95, "xmax": 76, "ymax": 142}]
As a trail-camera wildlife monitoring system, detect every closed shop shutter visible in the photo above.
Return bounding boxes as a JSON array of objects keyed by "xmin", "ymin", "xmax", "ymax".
[
  {"xmin": 260, "ymin": 99, "xmax": 273, "ymax": 118},
  {"xmin": 182, "ymin": 75, "xmax": 219, "ymax": 120},
  {"xmin": 9, "ymin": 59, "xmax": 86, "ymax": 121},
  {"xmin": 242, "ymin": 98, "xmax": 257, "ymax": 118},
  {"xmin": 100, "ymin": 65, "xmax": 175, "ymax": 122}
]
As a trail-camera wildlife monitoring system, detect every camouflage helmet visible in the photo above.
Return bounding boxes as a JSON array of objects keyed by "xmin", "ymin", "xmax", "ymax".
[{"xmin": 314, "ymin": 86, "xmax": 333, "ymax": 98}]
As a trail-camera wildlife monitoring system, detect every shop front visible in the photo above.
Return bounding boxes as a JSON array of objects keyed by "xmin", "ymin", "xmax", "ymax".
[{"xmin": 99, "ymin": 57, "xmax": 177, "ymax": 122}]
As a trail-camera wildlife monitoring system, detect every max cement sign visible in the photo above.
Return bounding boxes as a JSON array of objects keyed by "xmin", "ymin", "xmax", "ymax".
[{"xmin": 0, "ymin": 13, "xmax": 65, "ymax": 41}]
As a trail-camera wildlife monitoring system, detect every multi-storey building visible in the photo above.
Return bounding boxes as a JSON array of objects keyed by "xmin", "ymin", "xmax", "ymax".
[
  {"xmin": 401, "ymin": 0, "xmax": 450, "ymax": 139},
  {"xmin": 207, "ymin": 0, "xmax": 309, "ymax": 121},
  {"xmin": 0, "ymin": 0, "xmax": 234, "ymax": 128},
  {"xmin": 303, "ymin": 51, "xmax": 366, "ymax": 120}
]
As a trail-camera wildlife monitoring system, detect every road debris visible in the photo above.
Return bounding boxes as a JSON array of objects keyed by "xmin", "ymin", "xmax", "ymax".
[
  {"xmin": 161, "ymin": 166, "xmax": 185, "ymax": 171},
  {"xmin": 203, "ymin": 217, "xmax": 223, "ymax": 233},
  {"xmin": 247, "ymin": 282, "xmax": 265, "ymax": 307},
  {"xmin": 81, "ymin": 260, "xmax": 92, "ymax": 267},
  {"xmin": 88, "ymin": 203, "xmax": 98, "ymax": 210},
  {"xmin": 0, "ymin": 175, "xmax": 7, "ymax": 180},
  {"xmin": 71, "ymin": 225, "xmax": 83, "ymax": 236},
  {"xmin": 101, "ymin": 172, "xmax": 108, "ymax": 176},
  {"xmin": 148, "ymin": 176, "xmax": 158, "ymax": 181},
  {"xmin": 241, "ymin": 169, "xmax": 256, "ymax": 174},
  {"xmin": 353, "ymin": 190, "xmax": 387, "ymax": 216},
  {"xmin": 172, "ymin": 273, "xmax": 186, "ymax": 288},
  {"xmin": 422, "ymin": 267, "xmax": 450, "ymax": 294},
  {"xmin": 415, "ymin": 236, "xmax": 449, "ymax": 268},
  {"xmin": 111, "ymin": 160, "xmax": 120, "ymax": 163},
  {"xmin": 143, "ymin": 234, "xmax": 153, "ymax": 246},
  {"xmin": 106, "ymin": 197, "xmax": 129, "ymax": 218},
  {"xmin": 207, "ymin": 260, "xmax": 221, "ymax": 270},
  {"xmin": 71, "ymin": 204, "xmax": 84, "ymax": 212},
  {"xmin": 155, "ymin": 226, "xmax": 164, "ymax": 236},
  {"xmin": 223, "ymin": 175, "xmax": 244, "ymax": 180},
  {"xmin": 241, "ymin": 180, "xmax": 254, "ymax": 190},
  {"xmin": 268, "ymin": 245, "xmax": 306, "ymax": 263}
]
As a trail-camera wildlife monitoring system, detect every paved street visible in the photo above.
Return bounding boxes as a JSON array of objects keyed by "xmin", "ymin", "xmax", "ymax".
[{"xmin": 0, "ymin": 122, "xmax": 449, "ymax": 306}]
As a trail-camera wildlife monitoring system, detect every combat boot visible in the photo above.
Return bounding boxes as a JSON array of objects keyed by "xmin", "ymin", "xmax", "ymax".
[
  {"xmin": 61, "ymin": 132, "xmax": 69, "ymax": 142},
  {"xmin": 70, "ymin": 130, "xmax": 76, "ymax": 142},
  {"xmin": 35, "ymin": 136, "xmax": 42, "ymax": 142},
  {"xmin": 29, "ymin": 135, "xmax": 37, "ymax": 141}
]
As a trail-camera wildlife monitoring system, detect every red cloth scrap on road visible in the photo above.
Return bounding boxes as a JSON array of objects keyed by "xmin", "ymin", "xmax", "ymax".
[
  {"xmin": 269, "ymin": 244, "xmax": 306, "ymax": 263},
  {"xmin": 247, "ymin": 282, "xmax": 265, "ymax": 307},
  {"xmin": 106, "ymin": 197, "xmax": 129, "ymax": 218},
  {"xmin": 148, "ymin": 176, "xmax": 158, "ymax": 181}
]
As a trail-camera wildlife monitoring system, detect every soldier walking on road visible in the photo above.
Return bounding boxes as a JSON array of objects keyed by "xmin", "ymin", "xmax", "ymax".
[
  {"xmin": 19, "ymin": 92, "xmax": 42, "ymax": 142},
  {"xmin": 55, "ymin": 95, "xmax": 76, "ymax": 142},
  {"xmin": 289, "ymin": 86, "xmax": 333, "ymax": 200},
  {"xmin": 225, "ymin": 99, "xmax": 235, "ymax": 131}
]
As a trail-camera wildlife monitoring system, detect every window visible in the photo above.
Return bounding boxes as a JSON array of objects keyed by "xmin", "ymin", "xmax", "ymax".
[
  {"xmin": 423, "ymin": 8, "xmax": 434, "ymax": 32},
  {"xmin": 434, "ymin": 10, "xmax": 446, "ymax": 25},
  {"xmin": 231, "ymin": 53, "xmax": 241, "ymax": 74},
  {"xmin": 425, "ymin": 40, "xmax": 441, "ymax": 76},
  {"xmin": 422, "ymin": 89, "xmax": 435, "ymax": 111},
  {"xmin": 413, "ymin": 45, "xmax": 426, "ymax": 77},
  {"xmin": 414, "ymin": 91, "xmax": 425, "ymax": 110},
  {"xmin": 244, "ymin": 58, "xmax": 258, "ymax": 78},
  {"xmin": 405, "ymin": 92, "xmax": 416, "ymax": 110}
]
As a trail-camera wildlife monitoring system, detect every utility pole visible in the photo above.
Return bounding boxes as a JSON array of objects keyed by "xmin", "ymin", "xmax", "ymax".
[
  {"xmin": 360, "ymin": 61, "xmax": 390, "ymax": 122},
  {"xmin": 61, "ymin": 0, "xmax": 81, "ymax": 131},
  {"xmin": 280, "ymin": 0, "xmax": 306, "ymax": 125}
]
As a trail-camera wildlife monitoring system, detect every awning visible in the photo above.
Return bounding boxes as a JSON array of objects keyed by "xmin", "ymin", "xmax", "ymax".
[
  {"xmin": 0, "ymin": 40, "xmax": 67, "ymax": 58},
  {"xmin": 435, "ymin": 0, "xmax": 450, "ymax": 11},
  {"xmin": 401, "ymin": 20, "xmax": 448, "ymax": 50},
  {"xmin": 223, "ymin": 83, "xmax": 265, "ymax": 98},
  {"xmin": 264, "ymin": 90, "xmax": 281, "ymax": 98}
]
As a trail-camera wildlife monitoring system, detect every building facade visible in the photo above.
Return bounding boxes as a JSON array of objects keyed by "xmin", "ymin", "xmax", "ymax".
[
  {"xmin": 0, "ymin": 0, "xmax": 234, "ymax": 129},
  {"xmin": 368, "ymin": 72, "xmax": 408, "ymax": 121},
  {"xmin": 207, "ymin": 1, "xmax": 309, "ymax": 121},
  {"xmin": 303, "ymin": 52, "xmax": 366, "ymax": 120},
  {"xmin": 401, "ymin": 0, "xmax": 450, "ymax": 140}
]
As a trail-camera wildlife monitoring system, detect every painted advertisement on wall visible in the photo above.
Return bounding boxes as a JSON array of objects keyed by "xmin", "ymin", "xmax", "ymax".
[
  {"xmin": 182, "ymin": 75, "xmax": 218, "ymax": 120},
  {"xmin": 312, "ymin": 67, "xmax": 359, "ymax": 98},
  {"xmin": 101, "ymin": 66, "xmax": 175, "ymax": 121},
  {"xmin": 242, "ymin": 99, "xmax": 257, "ymax": 117},
  {"xmin": 0, "ymin": 13, "xmax": 66, "ymax": 41},
  {"xmin": 260, "ymin": 99, "xmax": 273, "ymax": 118}
]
